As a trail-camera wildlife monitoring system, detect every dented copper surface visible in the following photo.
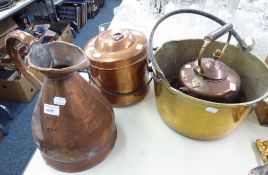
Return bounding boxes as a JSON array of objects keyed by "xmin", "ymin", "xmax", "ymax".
[{"xmin": 5, "ymin": 30, "xmax": 117, "ymax": 172}]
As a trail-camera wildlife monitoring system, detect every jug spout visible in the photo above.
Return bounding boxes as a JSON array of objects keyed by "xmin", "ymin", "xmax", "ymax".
[
  {"xmin": 26, "ymin": 41, "xmax": 90, "ymax": 79},
  {"xmin": 5, "ymin": 30, "xmax": 90, "ymax": 88}
]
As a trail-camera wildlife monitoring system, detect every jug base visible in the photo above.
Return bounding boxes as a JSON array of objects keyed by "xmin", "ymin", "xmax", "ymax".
[{"xmin": 41, "ymin": 129, "xmax": 117, "ymax": 172}]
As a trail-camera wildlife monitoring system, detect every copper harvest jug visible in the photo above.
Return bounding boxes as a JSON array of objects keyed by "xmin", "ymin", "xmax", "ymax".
[{"xmin": 5, "ymin": 30, "xmax": 117, "ymax": 172}]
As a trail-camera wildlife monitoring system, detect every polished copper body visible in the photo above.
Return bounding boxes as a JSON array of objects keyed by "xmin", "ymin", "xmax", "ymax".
[
  {"xmin": 5, "ymin": 30, "xmax": 117, "ymax": 172},
  {"xmin": 84, "ymin": 28, "xmax": 149, "ymax": 106},
  {"xmin": 179, "ymin": 29, "xmax": 241, "ymax": 103},
  {"xmin": 179, "ymin": 57, "xmax": 241, "ymax": 102}
]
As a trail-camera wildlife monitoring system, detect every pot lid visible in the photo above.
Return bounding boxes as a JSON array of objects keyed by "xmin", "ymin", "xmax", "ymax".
[{"xmin": 84, "ymin": 28, "xmax": 147, "ymax": 69}]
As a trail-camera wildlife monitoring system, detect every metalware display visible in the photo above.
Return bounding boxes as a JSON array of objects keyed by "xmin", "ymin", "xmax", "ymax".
[
  {"xmin": 148, "ymin": 9, "xmax": 268, "ymax": 140},
  {"xmin": 5, "ymin": 30, "xmax": 117, "ymax": 172},
  {"xmin": 84, "ymin": 28, "xmax": 149, "ymax": 106}
]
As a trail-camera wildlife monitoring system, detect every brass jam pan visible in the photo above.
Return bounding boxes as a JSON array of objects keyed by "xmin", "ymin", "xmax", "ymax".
[{"xmin": 148, "ymin": 9, "xmax": 268, "ymax": 140}]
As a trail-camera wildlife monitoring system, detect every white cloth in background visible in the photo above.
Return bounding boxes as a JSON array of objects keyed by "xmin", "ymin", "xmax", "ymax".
[{"xmin": 111, "ymin": 0, "xmax": 268, "ymax": 60}]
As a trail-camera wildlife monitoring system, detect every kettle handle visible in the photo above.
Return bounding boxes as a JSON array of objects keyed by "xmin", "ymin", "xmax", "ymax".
[
  {"xmin": 197, "ymin": 24, "xmax": 233, "ymax": 75},
  {"xmin": 204, "ymin": 23, "xmax": 233, "ymax": 42},
  {"xmin": 5, "ymin": 30, "xmax": 42, "ymax": 90},
  {"xmin": 148, "ymin": 9, "xmax": 248, "ymax": 77}
]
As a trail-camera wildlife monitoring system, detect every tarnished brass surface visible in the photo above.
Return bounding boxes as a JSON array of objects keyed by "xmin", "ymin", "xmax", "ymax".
[
  {"xmin": 255, "ymin": 56, "xmax": 268, "ymax": 126},
  {"xmin": 256, "ymin": 139, "xmax": 268, "ymax": 165},
  {"xmin": 85, "ymin": 29, "xmax": 149, "ymax": 106},
  {"xmin": 153, "ymin": 40, "xmax": 268, "ymax": 140}
]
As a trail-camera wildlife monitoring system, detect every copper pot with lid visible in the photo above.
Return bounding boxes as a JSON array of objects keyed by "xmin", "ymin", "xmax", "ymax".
[
  {"xmin": 179, "ymin": 23, "xmax": 241, "ymax": 103},
  {"xmin": 84, "ymin": 28, "xmax": 149, "ymax": 106}
]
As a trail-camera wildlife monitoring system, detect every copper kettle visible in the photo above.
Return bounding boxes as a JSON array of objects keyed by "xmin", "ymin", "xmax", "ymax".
[{"xmin": 179, "ymin": 23, "xmax": 241, "ymax": 103}]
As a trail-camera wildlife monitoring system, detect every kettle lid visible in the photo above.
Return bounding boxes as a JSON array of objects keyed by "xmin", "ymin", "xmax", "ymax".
[
  {"xmin": 84, "ymin": 28, "xmax": 147, "ymax": 69},
  {"xmin": 193, "ymin": 58, "xmax": 229, "ymax": 80}
]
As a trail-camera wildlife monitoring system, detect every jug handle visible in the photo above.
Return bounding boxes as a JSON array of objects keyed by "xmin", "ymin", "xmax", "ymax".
[{"xmin": 5, "ymin": 30, "xmax": 42, "ymax": 90}]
